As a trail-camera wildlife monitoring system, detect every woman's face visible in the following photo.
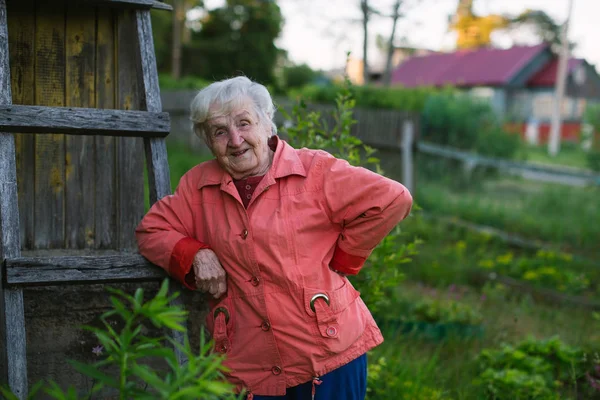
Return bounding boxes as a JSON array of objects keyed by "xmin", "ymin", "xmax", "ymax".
[{"xmin": 205, "ymin": 99, "xmax": 272, "ymax": 180}]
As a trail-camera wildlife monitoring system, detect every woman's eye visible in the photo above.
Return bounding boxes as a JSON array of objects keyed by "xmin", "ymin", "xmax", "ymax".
[
  {"xmin": 214, "ymin": 130, "xmax": 225, "ymax": 137},
  {"xmin": 240, "ymin": 120, "xmax": 250, "ymax": 127}
]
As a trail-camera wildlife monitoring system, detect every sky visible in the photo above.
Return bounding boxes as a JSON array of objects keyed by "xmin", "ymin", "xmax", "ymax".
[{"xmin": 201, "ymin": 0, "xmax": 599, "ymax": 72}]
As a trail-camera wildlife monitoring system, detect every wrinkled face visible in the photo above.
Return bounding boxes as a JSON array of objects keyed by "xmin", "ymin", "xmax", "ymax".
[{"xmin": 205, "ymin": 100, "xmax": 273, "ymax": 180}]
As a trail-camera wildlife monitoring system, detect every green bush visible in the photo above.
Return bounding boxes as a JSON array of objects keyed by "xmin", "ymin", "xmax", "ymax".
[
  {"xmin": 587, "ymin": 151, "xmax": 600, "ymax": 172},
  {"xmin": 409, "ymin": 297, "xmax": 483, "ymax": 326},
  {"xmin": 159, "ymin": 73, "xmax": 211, "ymax": 90},
  {"xmin": 475, "ymin": 126, "xmax": 522, "ymax": 159},
  {"xmin": 421, "ymin": 92, "xmax": 497, "ymax": 150},
  {"xmin": 477, "ymin": 249, "xmax": 595, "ymax": 296},
  {"xmin": 1, "ymin": 280, "xmax": 238, "ymax": 400},
  {"xmin": 289, "ymin": 83, "xmax": 442, "ymax": 112},
  {"xmin": 475, "ymin": 336, "xmax": 597, "ymax": 399},
  {"xmin": 280, "ymin": 64, "xmax": 319, "ymax": 90}
]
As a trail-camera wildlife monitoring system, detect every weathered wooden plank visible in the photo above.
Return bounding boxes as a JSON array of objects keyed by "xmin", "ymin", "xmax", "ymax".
[
  {"xmin": 0, "ymin": 105, "xmax": 170, "ymax": 136},
  {"xmin": 7, "ymin": 0, "xmax": 35, "ymax": 249},
  {"xmin": 136, "ymin": 9, "xmax": 187, "ymax": 366},
  {"xmin": 81, "ymin": 0, "xmax": 173, "ymax": 10},
  {"xmin": 34, "ymin": 0, "xmax": 66, "ymax": 249},
  {"xmin": 137, "ymin": 10, "xmax": 171, "ymax": 205},
  {"xmin": 65, "ymin": 4, "xmax": 97, "ymax": 249},
  {"xmin": 116, "ymin": 10, "xmax": 145, "ymax": 250},
  {"xmin": 3, "ymin": 289, "xmax": 26, "ymax": 398},
  {"xmin": 0, "ymin": 1, "xmax": 27, "ymax": 396},
  {"xmin": 6, "ymin": 255, "xmax": 166, "ymax": 286},
  {"xmin": 95, "ymin": 8, "xmax": 117, "ymax": 249}
]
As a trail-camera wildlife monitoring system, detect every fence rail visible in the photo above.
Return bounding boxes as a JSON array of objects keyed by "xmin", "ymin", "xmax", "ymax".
[{"xmin": 417, "ymin": 141, "xmax": 600, "ymax": 187}]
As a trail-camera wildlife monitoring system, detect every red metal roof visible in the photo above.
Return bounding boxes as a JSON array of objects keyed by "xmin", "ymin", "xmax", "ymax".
[
  {"xmin": 527, "ymin": 58, "xmax": 584, "ymax": 87},
  {"xmin": 391, "ymin": 44, "xmax": 549, "ymax": 88}
]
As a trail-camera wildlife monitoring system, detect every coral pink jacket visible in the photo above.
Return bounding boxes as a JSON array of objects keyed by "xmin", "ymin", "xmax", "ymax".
[{"xmin": 135, "ymin": 138, "xmax": 412, "ymax": 396}]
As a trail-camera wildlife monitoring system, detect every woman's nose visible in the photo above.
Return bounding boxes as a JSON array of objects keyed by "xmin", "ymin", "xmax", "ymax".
[{"xmin": 229, "ymin": 128, "xmax": 244, "ymax": 146}]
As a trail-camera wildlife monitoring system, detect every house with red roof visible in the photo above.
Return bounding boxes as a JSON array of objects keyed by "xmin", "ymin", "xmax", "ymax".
[{"xmin": 391, "ymin": 43, "xmax": 600, "ymax": 142}]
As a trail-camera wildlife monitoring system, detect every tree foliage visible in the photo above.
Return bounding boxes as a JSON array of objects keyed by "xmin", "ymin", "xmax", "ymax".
[{"xmin": 183, "ymin": 0, "xmax": 283, "ymax": 85}]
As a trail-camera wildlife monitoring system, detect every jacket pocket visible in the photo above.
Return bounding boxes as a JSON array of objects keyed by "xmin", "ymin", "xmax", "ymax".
[
  {"xmin": 303, "ymin": 280, "xmax": 367, "ymax": 355},
  {"xmin": 205, "ymin": 296, "xmax": 235, "ymax": 355}
]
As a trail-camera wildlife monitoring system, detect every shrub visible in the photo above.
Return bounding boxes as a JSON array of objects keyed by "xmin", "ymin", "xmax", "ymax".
[
  {"xmin": 475, "ymin": 336, "xmax": 598, "ymax": 399},
  {"xmin": 281, "ymin": 64, "xmax": 319, "ymax": 90},
  {"xmin": 1, "ymin": 280, "xmax": 238, "ymax": 400},
  {"xmin": 477, "ymin": 249, "xmax": 593, "ymax": 296},
  {"xmin": 409, "ymin": 297, "xmax": 483, "ymax": 326},
  {"xmin": 475, "ymin": 125, "xmax": 522, "ymax": 159},
  {"xmin": 158, "ymin": 73, "xmax": 211, "ymax": 90},
  {"xmin": 421, "ymin": 92, "xmax": 497, "ymax": 150},
  {"xmin": 289, "ymin": 83, "xmax": 442, "ymax": 112}
]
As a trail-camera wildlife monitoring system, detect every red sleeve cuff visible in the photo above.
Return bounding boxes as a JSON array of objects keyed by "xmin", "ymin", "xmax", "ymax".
[
  {"xmin": 169, "ymin": 237, "xmax": 210, "ymax": 290},
  {"xmin": 330, "ymin": 246, "xmax": 367, "ymax": 275}
]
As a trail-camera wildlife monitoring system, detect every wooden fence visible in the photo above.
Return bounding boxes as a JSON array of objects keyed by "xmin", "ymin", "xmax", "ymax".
[{"xmin": 418, "ymin": 141, "xmax": 600, "ymax": 187}]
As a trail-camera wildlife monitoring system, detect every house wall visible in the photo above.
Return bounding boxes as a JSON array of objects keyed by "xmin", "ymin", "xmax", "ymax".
[
  {"xmin": 566, "ymin": 63, "xmax": 600, "ymax": 99},
  {"xmin": 508, "ymin": 88, "xmax": 586, "ymax": 123},
  {"xmin": 468, "ymin": 86, "xmax": 507, "ymax": 116}
]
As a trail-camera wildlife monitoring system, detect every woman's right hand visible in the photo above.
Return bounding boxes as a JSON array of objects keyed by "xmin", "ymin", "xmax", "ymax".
[{"xmin": 193, "ymin": 249, "xmax": 227, "ymax": 298}]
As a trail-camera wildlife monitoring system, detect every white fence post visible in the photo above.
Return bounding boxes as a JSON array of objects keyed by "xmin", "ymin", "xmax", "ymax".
[{"xmin": 401, "ymin": 120, "xmax": 414, "ymax": 193}]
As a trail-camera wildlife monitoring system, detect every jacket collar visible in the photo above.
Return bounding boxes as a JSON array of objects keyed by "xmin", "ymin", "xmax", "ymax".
[{"xmin": 196, "ymin": 136, "xmax": 306, "ymax": 190}]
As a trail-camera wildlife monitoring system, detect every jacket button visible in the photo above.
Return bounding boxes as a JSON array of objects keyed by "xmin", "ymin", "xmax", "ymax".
[
  {"xmin": 326, "ymin": 326, "xmax": 338, "ymax": 337},
  {"xmin": 250, "ymin": 276, "xmax": 260, "ymax": 286},
  {"xmin": 261, "ymin": 321, "xmax": 271, "ymax": 331},
  {"xmin": 241, "ymin": 229, "xmax": 249, "ymax": 239},
  {"xmin": 271, "ymin": 366, "xmax": 282, "ymax": 375}
]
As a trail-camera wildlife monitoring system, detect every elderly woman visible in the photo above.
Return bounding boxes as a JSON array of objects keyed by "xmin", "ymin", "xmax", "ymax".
[{"xmin": 135, "ymin": 76, "xmax": 412, "ymax": 399}]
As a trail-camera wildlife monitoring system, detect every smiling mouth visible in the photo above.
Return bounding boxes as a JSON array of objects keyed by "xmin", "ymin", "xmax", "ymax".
[{"xmin": 231, "ymin": 149, "xmax": 249, "ymax": 157}]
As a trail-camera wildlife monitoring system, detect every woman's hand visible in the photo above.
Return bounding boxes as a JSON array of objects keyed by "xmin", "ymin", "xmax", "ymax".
[{"xmin": 193, "ymin": 249, "xmax": 227, "ymax": 298}]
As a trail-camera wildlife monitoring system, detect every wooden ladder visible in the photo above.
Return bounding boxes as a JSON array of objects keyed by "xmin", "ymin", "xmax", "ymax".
[{"xmin": 0, "ymin": 1, "xmax": 186, "ymax": 398}]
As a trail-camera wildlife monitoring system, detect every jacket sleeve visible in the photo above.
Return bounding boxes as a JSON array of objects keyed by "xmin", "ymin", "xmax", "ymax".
[
  {"xmin": 322, "ymin": 156, "xmax": 413, "ymax": 275},
  {"xmin": 135, "ymin": 171, "xmax": 209, "ymax": 290}
]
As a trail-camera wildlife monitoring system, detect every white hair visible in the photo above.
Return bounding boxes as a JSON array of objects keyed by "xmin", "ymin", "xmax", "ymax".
[{"xmin": 190, "ymin": 76, "xmax": 277, "ymax": 142}]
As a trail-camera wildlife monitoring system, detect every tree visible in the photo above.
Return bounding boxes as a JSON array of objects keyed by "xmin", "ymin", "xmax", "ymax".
[
  {"xmin": 151, "ymin": 0, "xmax": 204, "ymax": 76},
  {"xmin": 382, "ymin": 0, "xmax": 401, "ymax": 87},
  {"xmin": 510, "ymin": 10, "xmax": 569, "ymax": 52},
  {"xmin": 185, "ymin": 0, "xmax": 284, "ymax": 85},
  {"xmin": 360, "ymin": 0, "xmax": 370, "ymax": 85},
  {"xmin": 282, "ymin": 64, "xmax": 318, "ymax": 90}
]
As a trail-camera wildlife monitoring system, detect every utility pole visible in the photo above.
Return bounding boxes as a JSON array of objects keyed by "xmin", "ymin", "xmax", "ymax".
[{"xmin": 548, "ymin": 0, "xmax": 574, "ymax": 156}]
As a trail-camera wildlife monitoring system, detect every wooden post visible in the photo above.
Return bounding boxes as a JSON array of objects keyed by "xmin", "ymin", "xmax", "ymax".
[
  {"xmin": 401, "ymin": 119, "xmax": 414, "ymax": 194},
  {"xmin": 136, "ymin": 9, "xmax": 187, "ymax": 366},
  {"xmin": 0, "ymin": 0, "xmax": 28, "ymax": 397}
]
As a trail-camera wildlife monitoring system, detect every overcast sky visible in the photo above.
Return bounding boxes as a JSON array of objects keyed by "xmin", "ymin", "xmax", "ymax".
[{"xmin": 202, "ymin": 0, "xmax": 598, "ymax": 72}]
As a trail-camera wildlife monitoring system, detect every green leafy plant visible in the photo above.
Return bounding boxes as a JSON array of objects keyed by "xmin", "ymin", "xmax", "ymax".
[
  {"xmin": 409, "ymin": 297, "xmax": 483, "ymax": 326},
  {"xmin": 355, "ymin": 227, "xmax": 420, "ymax": 315},
  {"xmin": 280, "ymin": 80, "xmax": 381, "ymax": 170},
  {"xmin": 475, "ymin": 336, "xmax": 597, "ymax": 399},
  {"xmin": 288, "ymin": 83, "xmax": 442, "ymax": 113},
  {"xmin": 477, "ymin": 249, "xmax": 594, "ymax": 296},
  {"xmin": 1, "ymin": 280, "xmax": 238, "ymax": 400}
]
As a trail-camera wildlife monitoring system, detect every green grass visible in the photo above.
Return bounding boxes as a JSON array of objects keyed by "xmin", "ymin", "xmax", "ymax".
[
  {"xmin": 370, "ymin": 279, "xmax": 600, "ymax": 399},
  {"xmin": 415, "ymin": 175, "xmax": 600, "ymax": 259},
  {"xmin": 363, "ymin": 213, "xmax": 600, "ymax": 399},
  {"xmin": 523, "ymin": 142, "xmax": 591, "ymax": 171}
]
